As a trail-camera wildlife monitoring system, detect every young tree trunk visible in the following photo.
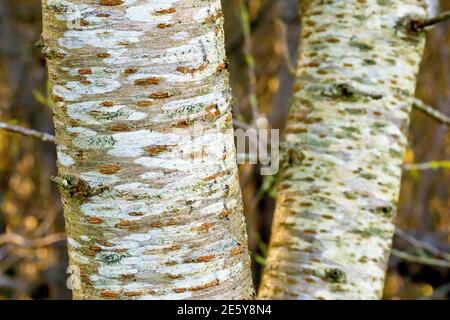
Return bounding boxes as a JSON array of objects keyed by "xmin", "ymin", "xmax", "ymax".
[
  {"xmin": 42, "ymin": 0, "xmax": 253, "ymax": 300},
  {"xmin": 259, "ymin": 0, "xmax": 427, "ymax": 300}
]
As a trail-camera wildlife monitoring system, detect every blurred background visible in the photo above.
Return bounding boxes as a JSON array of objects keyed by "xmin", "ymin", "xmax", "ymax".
[{"xmin": 0, "ymin": 0, "xmax": 448, "ymax": 300}]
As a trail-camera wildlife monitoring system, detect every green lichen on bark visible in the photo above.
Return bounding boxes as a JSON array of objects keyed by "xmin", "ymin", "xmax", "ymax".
[
  {"xmin": 259, "ymin": 0, "xmax": 426, "ymax": 300},
  {"xmin": 42, "ymin": 0, "xmax": 254, "ymax": 300}
]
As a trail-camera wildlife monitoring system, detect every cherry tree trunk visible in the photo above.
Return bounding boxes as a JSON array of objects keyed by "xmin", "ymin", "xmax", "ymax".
[
  {"xmin": 259, "ymin": 0, "xmax": 426, "ymax": 300},
  {"xmin": 42, "ymin": 0, "xmax": 253, "ymax": 300}
]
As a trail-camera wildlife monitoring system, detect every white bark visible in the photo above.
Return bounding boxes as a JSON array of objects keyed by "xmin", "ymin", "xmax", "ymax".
[
  {"xmin": 259, "ymin": 0, "xmax": 427, "ymax": 300},
  {"xmin": 42, "ymin": 0, "xmax": 253, "ymax": 300}
]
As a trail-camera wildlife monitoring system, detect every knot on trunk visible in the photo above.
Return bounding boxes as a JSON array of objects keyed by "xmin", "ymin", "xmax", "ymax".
[{"xmin": 50, "ymin": 175, "xmax": 107, "ymax": 200}]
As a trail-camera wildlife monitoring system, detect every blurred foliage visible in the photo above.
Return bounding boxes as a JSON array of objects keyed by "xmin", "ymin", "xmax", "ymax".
[{"xmin": 0, "ymin": 0, "xmax": 448, "ymax": 300}]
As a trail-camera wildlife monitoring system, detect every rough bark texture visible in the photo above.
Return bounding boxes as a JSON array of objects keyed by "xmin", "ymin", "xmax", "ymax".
[
  {"xmin": 42, "ymin": 0, "xmax": 253, "ymax": 300},
  {"xmin": 259, "ymin": 0, "xmax": 427, "ymax": 300}
]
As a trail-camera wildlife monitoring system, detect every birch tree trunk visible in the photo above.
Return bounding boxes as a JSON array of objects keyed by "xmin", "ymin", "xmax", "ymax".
[
  {"xmin": 41, "ymin": 0, "xmax": 253, "ymax": 300},
  {"xmin": 259, "ymin": 0, "xmax": 427, "ymax": 300}
]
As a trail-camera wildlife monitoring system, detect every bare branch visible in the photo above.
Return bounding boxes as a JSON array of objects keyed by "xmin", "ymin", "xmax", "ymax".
[
  {"xmin": 274, "ymin": 18, "xmax": 297, "ymax": 77},
  {"xmin": 404, "ymin": 160, "xmax": 450, "ymax": 171},
  {"xmin": 0, "ymin": 232, "xmax": 66, "ymax": 248},
  {"xmin": 0, "ymin": 121, "xmax": 55, "ymax": 143},
  {"xmin": 413, "ymin": 11, "xmax": 450, "ymax": 29},
  {"xmin": 233, "ymin": 119, "xmax": 252, "ymax": 130},
  {"xmin": 413, "ymin": 98, "xmax": 450, "ymax": 126},
  {"xmin": 239, "ymin": 0, "xmax": 261, "ymax": 123},
  {"xmin": 395, "ymin": 229, "xmax": 450, "ymax": 260},
  {"xmin": 391, "ymin": 249, "xmax": 450, "ymax": 268}
]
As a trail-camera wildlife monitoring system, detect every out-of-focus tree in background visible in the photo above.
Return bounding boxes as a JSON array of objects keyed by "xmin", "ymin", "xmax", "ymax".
[{"xmin": 0, "ymin": 0, "xmax": 448, "ymax": 299}]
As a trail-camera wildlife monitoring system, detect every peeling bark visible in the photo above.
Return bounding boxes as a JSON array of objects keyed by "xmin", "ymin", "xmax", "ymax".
[
  {"xmin": 42, "ymin": 0, "xmax": 253, "ymax": 300},
  {"xmin": 259, "ymin": 0, "xmax": 427, "ymax": 300}
]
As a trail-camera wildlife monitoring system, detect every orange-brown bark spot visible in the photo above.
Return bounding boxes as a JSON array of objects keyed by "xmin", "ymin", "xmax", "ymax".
[
  {"xmin": 173, "ymin": 288, "xmax": 187, "ymax": 293},
  {"xmin": 78, "ymin": 68, "xmax": 92, "ymax": 75},
  {"xmin": 124, "ymin": 67, "xmax": 138, "ymax": 74},
  {"xmin": 202, "ymin": 12, "xmax": 223, "ymax": 24},
  {"xmin": 154, "ymin": 8, "xmax": 176, "ymax": 15},
  {"xmin": 100, "ymin": 0, "xmax": 124, "ymax": 6},
  {"xmin": 116, "ymin": 220, "xmax": 138, "ymax": 230},
  {"xmin": 216, "ymin": 62, "xmax": 229, "ymax": 72},
  {"xmin": 98, "ymin": 164, "xmax": 121, "ymax": 175},
  {"xmin": 100, "ymin": 290, "xmax": 119, "ymax": 298},
  {"xmin": 97, "ymin": 52, "xmax": 111, "ymax": 58},
  {"xmin": 136, "ymin": 100, "xmax": 153, "ymax": 107},
  {"xmin": 145, "ymin": 145, "xmax": 171, "ymax": 156},
  {"xmin": 87, "ymin": 217, "xmax": 104, "ymax": 225},
  {"xmin": 108, "ymin": 124, "xmax": 129, "ymax": 132},
  {"xmin": 219, "ymin": 209, "xmax": 231, "ymax": 219},
  {"xmin": 190, "ymin": 254, "xmax": 215, "ymax": 263},
  {"xmin": 100, "ymin": 101, "xmax": 114, "ymax": 107},
  {"xmin": 134, "ymin": 77, "xmax": 162, "ymax": 86},
  {"xmin": 150, "ymin": 221, "xmax": 164, "ymax": 228},
  {"xmin": 157, "ymin": 23, "xmax": 173, "ymax": 29},
  {"xmin": 89, "ymin": 245, "xmax": 102, "ymax": 252},
  {"xmin": 176, "ymin": 63, "xmax": 208, "ymax": 74},
  {"xmin": 98, "ymin": 240, "xmax": 113, "ymax": 247},
  {"xmin": 124, "ymin": 291, "xmax": 144, "ymax": 297},
  {"xmin": 120, "ymin": 274, "xmax": 136, "ymax": 281},
  {"xmin": 191, "ymin": 223, "xmax": 214, "ymax": 233},
  {"xmin": 189, "ymin": 279, "xmax": 219, "ymax": 291},
  {"xmin": 128, "ymin": 212, "xmax": 144, "ymax": 217},
  {"xmin": 149, "ymin": 92, "xmax": 172, "ymax": 99},
  {"xmin": 325, "ymin": 37, "xmax": 340, "ymax": 43},
  {"xmin": 167, "ymin": 274, "xmax": 184, "ymax": 280},
  {"xmin": 230, "ymin": 245, "xmax": 244, "ymax": 257}
]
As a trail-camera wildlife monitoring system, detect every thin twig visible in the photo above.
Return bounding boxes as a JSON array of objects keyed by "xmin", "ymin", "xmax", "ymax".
[
  {"xmin": 391, "ymin": 249, "xmax": 450, "ymax": 268},
  {"xmin": 414, "ymin": 11, "xmax": 450, "ymax": 29},
  {"xmin": 403, "ymin": 160, "xmax": 450, "ymax": 171},
  {"xmin": 0, "ymin": 232, "xmax": 66, "ymax": 248},
  {"xmin": 233, "ymin": 119, "xmax": 252, "ymax": 130},
  {"xmin": 0, "ymin": 121, "xmax": 55, "ymax": 143},
  {"xmin": 274, "ymin": 18, "xmax": 297, "ymax": 77},
  {"xmin": 239, "ymin": 0, "xmax": 260, "ymax": 123},
  {"xmin": 413, "ymin": 98, "xmax": 450, "ymax": 126},
  {"xmin": 395, "ymin": 229, "xmax": 450, "ymax": 260}
]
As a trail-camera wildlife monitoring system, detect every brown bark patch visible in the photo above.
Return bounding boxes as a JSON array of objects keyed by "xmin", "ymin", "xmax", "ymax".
[
  {"xmin": 108, "ymin": 124, "xmax": 130, "ymax": 132},
  {"xmin": 191, "ymin": 223, "xmax": 214, "ymax": 233},
  {"xmin": 134, "ymin": 77, "xmax": 162, "ymax": 86},
  {"xmin": 149, "ymin": 92, "xmax": 172, "ymax": 99},
  {"xmin": 100, "ymin": 101, "xmax": 114, "ymax": 107},
  {"xmin": 145, "ymin": 145, "xmax": 171, "ymax": 156},
  {"xmin": 97, "ymin": 52, "xmax": 111, "ymax": 58},
  {"xmin": 124, "ymin": 291, "xmax": 144, "ymax": 297},
  {"xmin": 100, "ymin": 290, "xmax": 119, "ymax": 298},
  {"xmin": 98, "ymin": 164, "xmax": 121, "ymax": 174},
  {"xmin": 136, "ymin": 100, "xmax": 153, "ymax": 107},
  {"xmin": 87, "ymin": 217, "xmax": 104, "ymax": 225},
  {"xmin": 100, "ymin": 0, "xmax": 124, "ymax": 6},
  {"xmin": 157, "ymin": 23, "xmax": 173, "ymax": 29},
  {"xmin": 189, "ymin": 279, "xmax": 219, "ymax": 291},
  {"xmin": 124, "ymin": 67, "xmax": 138, "ymax": 74},
  {"xmin": 230, "ymin": 245, "xmax": 244, "ymax": 256},
  {"xmin": 186, "ymin": 254, "xmax": 215, "ymax": 263},
  {"xmin": 78, "ymin": 68, "xmax": 92, "ymax": 75},
  {"xmin": 154, "ymin": 8, "xmax": 176, "ymax": 15},
  {"xmin": 128, "ymin": 212, "xmax": 144, "ymax": 217},
  {"xmin": 202, "ymin": 12, "xmax": 223, "ymax": 24}
]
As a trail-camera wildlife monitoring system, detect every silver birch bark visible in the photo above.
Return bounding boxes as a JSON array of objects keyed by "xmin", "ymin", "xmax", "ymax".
[
  {"xmin": 259, "ymin": 0, "xmax": 427, "ymax": 300},
  {"xmin": 41, "ymin": 0, "xmax": 254, "ymax": 300}
]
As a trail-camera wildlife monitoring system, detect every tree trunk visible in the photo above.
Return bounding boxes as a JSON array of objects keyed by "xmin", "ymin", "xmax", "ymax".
[
  {"xmin": 42, "ymin": 0, "xmax": 253, "ymax": 300},
  {"xmin": 259, "ymin": 0, "xmax": 427, "ymax": 300}
]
